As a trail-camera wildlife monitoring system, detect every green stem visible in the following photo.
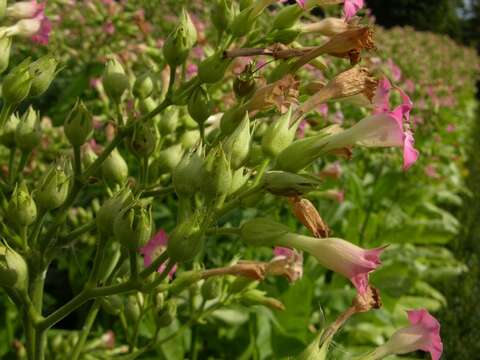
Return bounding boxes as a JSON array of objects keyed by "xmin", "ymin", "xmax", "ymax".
[
  {"xmin": 0, "ymin": 102, "xmax": 13, "ymax": 128},
  {"xmin": 70, "ymin": 301, "xmax": 101, "ymax": 360},
  {"xmin": 140, "ymin": 185, "xmax": 174, "ymax": 198},
  {"xmin": 205, "ymin": 227, "xmax": 241, "ymax": 236},
  {"xmin": 33, "ymin": 330, "xmax": 46, "ymax": 360},
  {"xmin": 22, "ymin": 312, "xmax": 35, "ymax": 360},
  {"xmin": 73, "ymin": 145, "xmax": 82, "ymax": 178},
  {"xmin": 28, "ymin": 210, "xmax": 46, "ymax": 248},
  {"xmin": 7, "ymin": 147, "xmax": 16, "ymax": 185},
  {"xmin": 129, "ymin": 249, "xmax": 138, "ymax": 280},
  {"xmin": 87, "ymin": 239, "xmax": 107, "ymax": 286},
  {"xmin": 215, "ymin": 184, "xmax": 264, "ymax": 218},
  {"xmin": 14, "ymin": 150, "xmax": 31, "ymax": 183}
]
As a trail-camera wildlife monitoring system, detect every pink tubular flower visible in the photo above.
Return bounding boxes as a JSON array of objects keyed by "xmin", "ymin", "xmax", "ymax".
[
  {"xmin": 370, "ymin": 309, "xmax": 443, "ymax": 360},
  {"xmin": 343, "ymin": 0, "xmax": 364, "ymax": 21},
  {"xmin": 279, "ymin": 235, "xmax": 385, "ymax": 294},
  {"xmin": 296, "ymin": 0, "xmax": 306, "ymax": 7},
  {"xmin": 387, "ymin": 58, "xmax": 402, "ymax": 82},
  {"xmin": 6, "ymin": 1, "xmax": 45, "ymax": 19},
  {"xmin": 103, "ymin": 21, "xmax": 115, "ymax": 35},
  {"xmin": 139, "ymin": 229, "xmax": 177, "ymax": 279},
  {"xmin": 1, "ymin": 7, "xmax": 52, "ymax": 45},
  {"xmin": 272, "ymin": 247, "xmax": 304, "ymax": 282}
]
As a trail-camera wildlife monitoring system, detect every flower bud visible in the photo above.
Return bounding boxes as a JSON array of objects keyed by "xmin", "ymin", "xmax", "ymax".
[
  {"xmin": 133, "ymin": 72, "xmax": 154, "ymax": 99},
  {"xmin": 113, "ymin": 201, "xmax": 152, "ymax": 250},
  {"xmin": 7, "ymin": 182, "xmax": 37, "ymax": 227},
  {"xmin": 241, "ymin": 218, "xmax": 292, "ymax": 247},
  {"xmin": 198, "ymin": 52, "xmax": 231, "ymax": 84},
  {"xmin": 180, "ymin": 130, "xmax": 200, "ymax": 149},
  {"xmin": 220, "ymin": 106, "xmax": 245, "ymax": 135},
  {"xmin": 15, "ymin": 106, "xmax": 41, "ymax": 151},
  {"xmin": 159, "ymin": 105, "xmax": 179, "ymax": 135},
  {"xmin": 169, "ymin": 271, "xmax": 202, "ymax": 294},
  {"xmin": 187, "ymin": 86, "xmax": 212, "ymax": 126},
  {"xmin": 28, "ymin": 54, "xmax": 58, "ymax": 97},
  {"xmin": 2, "ymin": 58, "xmax": 32, "ymax": 105},
  {"xmin": 212, "ymin": 0, "xmax": 235, "ymax": 33},
  {"xmin": 102, "ymin": 57, "xmax": 129, "ymax": 102},
  {"xmin": 268, "ymin": 28, "xmax": 300, "ymax": 45},
  {"xmin": 223, "ymin": 112, "xmax": 251, "ymax": 169},
  {"xmin": 124, "ymin": 295, "xmax": 142, "ymax": 324},
  {"xmin": 0, "ymin": 113, "xmax": 20, "ymax": 148},
  {"xmin": 230, "ymin": 167, "xmax": 249, "ymax": 194},
  {"xmin": 202, "ymin": 147, "xmax": 233, "ymax": 199},
  {"xmin": 100, "ymin": 295, "xmax": 124, "ymax": 316},
  {"xmin": 36, "ymin": 160, "xmax": 70, "ymax": 210},
  {"xmin": 163, "ymin": 9, "xmax": 197, "ymax": 67},
  {"xmin": 0, "ymin": 36, "xmax": 12, "ymax": 74},
  {"xmin": 128, "ymin": 120, "xmax": 159, "ymax": 158},
  {"xmin": 167, "ymin": 212, "xmax": 206, "ymax": 263},
  {"xmin": 230, "ymin": 7, "xmax": 254, "ymax": 38},
  {"xmin": 156, "ymin": 300, "xmax": 177, "ymax": 328},
  {"xmin": 173, "ymin": 147, "xmax": 205, "ymax": 197},
  {"xmin": 150, "ymin": 144, "xmax": 184, "ymax": 177},
  {"xmin": 82, "ymin": 144, "xmax": 98, "ymax": 170},
  {"xmin": 0, "ymin": 243, "xmax": 28, "ymax": 292},
  {"xmin": 96, "ymin": 188, "xmax": 133, "ymax": 236},
  {"xmin": 64, "ymin": 100, "xmax": 93, "ymax": 146},
  {"xmin": 263, "ymin": 171, "xmax": 321, "ymax": 196},
  {"xmin": 241, "ymin": 289, "xmax": 285, "ymax": 310},
  {"xmin": 272, "ymin": 4, "xmax": 303, "ymax": 30},
  {"xmin": 101, "ymin": 149, "xmax": 129, "ymax": 185},
  {"xmin": 261, "ymin": 107, "xmax": 298, "ymax": 157},
  {"xmin": 201, "ymin": 277, "xmax": 221, "ymax": 300},
  {"xmin": 6, "ymin": 0, "xmax": 44, "ymax": 19}
]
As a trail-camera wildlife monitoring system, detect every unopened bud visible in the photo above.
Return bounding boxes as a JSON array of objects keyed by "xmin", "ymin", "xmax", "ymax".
[
  {"xmin": 202, "ymin": 277, "xmax": 221, "ymax": 300},
  {"xmin": 241, "ymin": 289, "xmax": 285, "ymax": 310},
  {"xmin": 7, "ymin": 182, "xmax": 37, "ymax": 227},
  {"xmin": 169, "ymin": 271, "xmax": 202, "ymax": 294},
  {"xmin": 128, "ymin": 120, "xmax": 159, "ymax": 158},
  {"xmin": 163, "ymin": 9, "xmax": 197, "ymax": 67},
  {"xmin": 100, "ymin": 295, "xmax": 124, "ymax": 316},
  {"xmin": 188, "ymin": 86, "xmax": 212, "ymax": 125},
  {"xmin": 241, "ymin": 217, "xmax": 291, "ymax": 247},
  {"xmin": 198, "ymin": 52, "xmax": 231, "ymax": 84},
  {"xmin": 230, "ymin": 167, "xmax": 249, "ymax": 194},
  {"xmin": 36, "ymin": 160, "xmax": 70, "ymax": 210},
  {"xmin": 150, "ymin": 144, "xmax": 184, "ymax": 177},
  {"xmin": 124, "ymin": 295, "xmax": 142, "ymax": 324},
  {"xmin": 0, "ymin": 243, "xmax": 28, "ymax": 292},
  {"xmin": 82, "ymin": 144, "xmax": 98, "ymax": 170},
  {"xmin": 156, "ymin": 300, "xmax": 177, "ymax": 327},
  {"xmin": 263, "ymin": 171, "xmax": 321, "ymax": 196},
  {"xmin": 230, "ymin": 7, "xmax": 254, "ymax": 38},
  {"xmin": 159, "ymin": 105, "xmax": 179, "ymax": 135},
  {"xmin": 113, "ymin": 201, "xmax": 152, "ymax": 250},
  {"xmin": 180, "ymin": 130, "xmax": 200, "ymax": 149},
  {"xmin": 220, "ymin": 106, "xmax": 245, "ymax": 135},
  {"xmin": 267, "ymin": 28, "xmax": 300, "ymax": 45},
  {"xmin": 102, "ymin": 57, "xmax": 129, "ymax": 102},
  {"xmin": 15, "ymin": 106, "xmax": 41, "ymax": 151},
  {"xmin": 173, "ymin": 147, "xmax": 205, "ymax": 197},
  {"xmin": 202, "ymin": 147, "xmax": 233, "ymax": 199},
  {"xmin": 96, "ymin": 188, "xmax": 133, "ymax": 236},
  {"xmin": 28, "ymin": 55, "xmax": 58, "ymax": 97},
  {"xmin": 0, "ymin": 113, "xmax": 20, "ymax": 148},
  {"xmin": 223, "ymin": 112, "xmax": 251, "ymax": 169},
  {"xmin": 272, "ymin": 4, "xmax": 303, "ymax": 30},
  {"xmin": 212, "ymin": 0, "xmax": 235, "ymax": 33},
  {"xmin": 2, "ymin": 58, "xmax": 32, "ymax": 105},
  {"xmin": 64, "ymin": 100, "xmax": 93, "ymax": 146},
  {"xmin": 167, "ymin": 212, "xmax": 206, "ymax": 262},
  {"xmin": 101, "ymin": 149, "xmax": 129, "ymax": 185},
  {"xmin": 0, "ymin": 36, "xmax": 12, "ymax": 74},
  {"xmin": 261, "ymin": 107, "xmax": 298, "ymax": 157},
  {"xmin": 133, "ymin": 72, "xmax": 154, "ymax": 99}
]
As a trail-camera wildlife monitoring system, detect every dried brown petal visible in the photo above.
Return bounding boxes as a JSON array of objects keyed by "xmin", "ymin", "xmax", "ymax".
[{"xmin": 288, "ymin": 197, "xmax": 330, "ymax": 238}]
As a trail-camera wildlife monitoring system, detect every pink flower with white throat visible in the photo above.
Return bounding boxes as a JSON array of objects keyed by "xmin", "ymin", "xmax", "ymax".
[
  {"xmin": 6, "ymin": 1, "xmax": 45, "ymax": 19},
  {"xmin": 139, "ymin": 229, "xmax": 177, "ymax": 279},
  {"xmin": 343, "ymin": 0, "xmax": 364, "ymax": 21},
  {"xmin": 368, "ymin": 309, "xmax": 443, "ymax": 360}
]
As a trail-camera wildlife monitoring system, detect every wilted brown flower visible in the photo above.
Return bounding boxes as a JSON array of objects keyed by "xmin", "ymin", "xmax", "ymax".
[
  {"xmin": 288, "ymin": 197, "xmax": 330, "ymax": 237},
  {"xmin": 352, "ymin": 285, "xmax": 382, "ymax": 312},
  {"xmin": 246, "ymin": 74, "xmax": 299, "ymax": 113}
]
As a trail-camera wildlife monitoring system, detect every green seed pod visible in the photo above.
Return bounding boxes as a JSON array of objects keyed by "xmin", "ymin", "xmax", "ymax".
[
  {"xmin": 223, "ymin": 112, "xmax": 251, "ymax": 170},
  {"xmin": 272, "ymin": 4, "xmax": 303, "ymax": 30},
  {"xmin": 220, "ymin": 106, "xmax": 245, "ymax": 135},
  {"xmin": 188, "ymin": 86, "xmax": 212, "ymax": 126},
  {"xmin": 133, "ymin": 72, "xmax": 155, "ymax": 99},
  {"xmin": 96, "ymin": 188, "xmax": 133, "ymax": 236},
  {"xmin": 180, "ymin": 130, "xmax": 200, "ymax": 149},
  {"xmin": 2, "ymin": 58, "xmax": 32, "ymax": 105},
  {"xmin": 7, "ymin": 182, "xmax": 37, "ymax": 227},
  {"xmin": 163, "ymin": 9, "xmax": 197, "ymax": 67},
  {"xmin": 202, "ymin": 277, "xmax": 221, "ymax": 300},
  {"xmin": 128, "ymin": 120, "xmax": 159, "ymax": 158},
  {"xmin": 159, "ymin": 106, "xmax": 179, "ymax": 135},
  {"xmin": 230, "ymin": 167, "xmax": 249, "ymax": 195},
  {"xmin": 0, "ymin": 243, "xmax": 28, "ymax": 292},
  {"xmin": 246, "ymin": 144, "xmax": 265, "ymax": 167},
  {"xmin": 102, "ymin": 57, "xmax": 130, "ymax": 102},
  {"xmin": 0, "ymin": 36, "xmax": 12, "ymax": 74},
  {"xmin": 173, "ymin": 146, "xmax": 205, "ymax": 197},
  {"xmin": 241, "ymin": 289, "xmax": 285, "ymax": 310},
  {"xmin": 230, "ymin": 7, "xmax": 254, "ymax": 38},
  {"xmin": 263, "ymin": 171, "xmax": 322, "ymax": 196},
  {"xmin": 35, "ymin": 160, "xmax": 70, "ymax": 211},
  {"xmin": 101, "ymin": 149, "xmax": 129, "ymax": 186},
  {"xmin": 167, "ymin": 212, "xmax": 205, "ymax": 263},
  {"xmin": 202, "ymin": 147, "xmax": 233, "ymax": 199},
  {"xmin": 268, "ymin": 28, "xmax": 300, "ymax": 45},
  {"xmin": 261, "ymin": 107, "xmax": 298, "ymax": 157},
  {"xmin": 100, "ymin": 294, "xmax": 124, "ymax": 316},
  {"xmin": 198, "ymin": 52, "xmax": 231, "ymax": 84},
  {"xmin": 64, "ymin": 100, "xmax": 93, "ymax": 147},
  {"xmin": 113, "ymin": 201, "xmax": 152, "ymax": 250},
  {"xmin": 124, "ymin": 295, "xmax": 142, "ymax": 324},
  {"xmin": 154, "ymin": 292, "xmax": 165, "ymax": 311},
  {"xmin": 81, "ymin": 144, "xmax": 98, "ymax": 170},
  {"xmin": 156, "ymin": 300, "xmax": 177, "ymax": 328},
  {"xmin": 211, "ymin": 0, "xmax": 235, "ymax": 33},
  {"xmin": 180, "ymin": 112, "xmax": 198, "ymax": 130},
  {"xmin": 240, "ymin": 217, "xmax": 291, "ymax": 247},
  {"xmin": 0, "ymin": 113, "xmax": 20, "ymax": 149},
  {"xmin": 28, "ymin": 55, "xmax": 58, "ymax": 97},
  {"xmin": 15, "ymin": 106, "xmax": 41, "ymax": 151},
  {"xmin": 151, "ymin": 144, "xmax": 184, "ymax": 176}
]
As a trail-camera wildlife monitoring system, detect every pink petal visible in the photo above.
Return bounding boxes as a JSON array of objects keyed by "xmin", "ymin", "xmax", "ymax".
[
  {"xmin": 273, "ymin": 246, "xmax": 295, "ymax": 258},
  {"xmin": 373, "ymin": 77, "xmax": 392, "ymax": 114},
  {"xmin": 403, "ymin": 129, "xmax": 419, "ymax": 170},
  {"xmin": 30, "ymin": 14, "xmax": 52, "ymax": 45},
  {"xmin": 343, "ymin": 0, "xmax": 364, "ymax": 21}
]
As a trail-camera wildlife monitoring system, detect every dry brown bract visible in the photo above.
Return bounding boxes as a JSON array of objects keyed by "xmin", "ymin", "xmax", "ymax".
[
  {"xmin": 246, "ymin": 74, "xmax": 300, "ymax": 113},
  {"xmin": 288, "ymin": 197, "xmax": 330, "ymax": 238}
]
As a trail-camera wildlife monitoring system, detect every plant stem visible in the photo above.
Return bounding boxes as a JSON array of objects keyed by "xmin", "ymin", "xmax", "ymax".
[
  {"xmin": 140, "ymin": 185, "xmax": 174, "ymax": 198},
  {"xmin": 71, "ymin": 301, "xmax": 101, "ymax": 360},
  {"xmin": 33, "ymin": 330, "xmax": 46, "ymax": 360},
  {"xmin": 73, "ymin": 145, "xmax": 82, "ymax": 178},
  {"xmin": 129, "ymin": 249, "xmax": 138, "ymax": 280},
  {"xmin": 7, "ymin": 147, "xmax": 16, "ymax": 185}
]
